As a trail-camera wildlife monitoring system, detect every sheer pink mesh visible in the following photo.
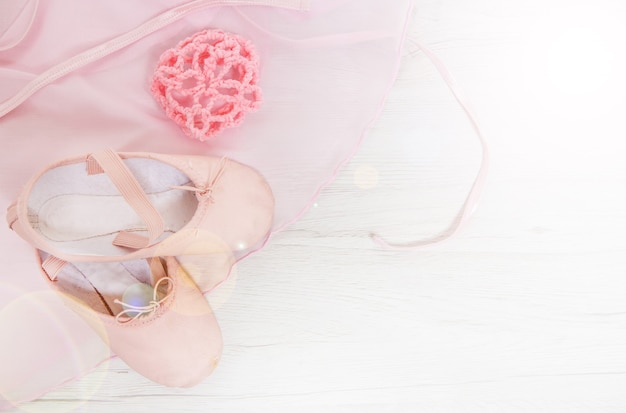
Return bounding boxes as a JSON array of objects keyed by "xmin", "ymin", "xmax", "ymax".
[{"xmin": 0, "ymin": 0, "xmax": 413, "ymax": 407}]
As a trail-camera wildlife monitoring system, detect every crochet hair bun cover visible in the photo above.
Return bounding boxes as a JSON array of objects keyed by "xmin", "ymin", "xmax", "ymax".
[{"xmin": 151, "ymin": 29, "xmax": 262, "ymax": 142}]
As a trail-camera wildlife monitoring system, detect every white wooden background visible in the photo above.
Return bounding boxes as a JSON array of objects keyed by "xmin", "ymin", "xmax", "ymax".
[{"xmin": 14, "ymin": 0, "xmax": 626, "ymax": 411}]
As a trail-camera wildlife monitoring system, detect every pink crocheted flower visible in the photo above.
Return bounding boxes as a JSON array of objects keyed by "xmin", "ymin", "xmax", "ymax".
[{"xmin": 151, "ymin": 29, "xmax": 262, "ymax": 141}]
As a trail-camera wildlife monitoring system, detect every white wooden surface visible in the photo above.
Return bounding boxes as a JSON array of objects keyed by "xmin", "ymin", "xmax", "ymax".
[{"xmin": 16, "ymin": 1, "xmax": 626, "ymax": 411}]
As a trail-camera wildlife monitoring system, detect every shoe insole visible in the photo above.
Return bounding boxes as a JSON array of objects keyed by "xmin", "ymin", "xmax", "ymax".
[
  {"xmin": 31, "ymin": 188, "xmax": 197, "ymax": 256},
  {"xmin": 27, "ymin": 157, "xmax": 198, "ymax": 256},
  {"xmin": 44, "ymin": 252, "xmax": 155, "ymax": 317}
]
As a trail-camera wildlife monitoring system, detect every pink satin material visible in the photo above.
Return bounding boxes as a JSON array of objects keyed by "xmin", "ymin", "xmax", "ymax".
[{"xmin": 0, "ymin": 0, "xmax": 412, "ymax": 407}]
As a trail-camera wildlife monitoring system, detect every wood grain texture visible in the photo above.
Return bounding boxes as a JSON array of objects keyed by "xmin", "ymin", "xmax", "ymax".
[{"xmin": 15, "ymin": 0, "xmax": 626, "ymax": 411}]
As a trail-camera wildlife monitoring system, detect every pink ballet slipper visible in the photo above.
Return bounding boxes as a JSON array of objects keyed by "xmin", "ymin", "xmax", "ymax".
[
  {"xmin": 7, "ymin": 149, "xmax": 275, "ymax": 292},
  {"xmin": 37, "ymin": 253, "xmax": 222, "ymax": 387}
]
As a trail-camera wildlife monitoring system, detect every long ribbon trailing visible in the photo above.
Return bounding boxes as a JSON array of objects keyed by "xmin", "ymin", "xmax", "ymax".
[{"xmin": 371, "ymin": 38, "xmax": 490, "ymax": 250}]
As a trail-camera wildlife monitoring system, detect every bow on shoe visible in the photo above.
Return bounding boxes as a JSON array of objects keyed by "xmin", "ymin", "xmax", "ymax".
[
  {"xmin": 170, "ymin": 157, "xmax": 227, "ymax": 202},
  {"xmin": 114, "ymin": 276, "xmax": 174, "ymax": 324}
]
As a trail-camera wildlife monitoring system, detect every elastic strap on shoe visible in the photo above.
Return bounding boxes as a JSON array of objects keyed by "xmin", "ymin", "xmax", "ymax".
[
  {"xmin": 87, "ymin": 149, "xmax": 165, "ymax": 249},
  {"xmin": 6, "ymin": 201, "xmax": 18, "ymax": 229},
  {"xmin": 149, "ymin": 257, "xmax": 168, "ymax": 283},
  {"xmin": 114, "ymin": 258, "xmax": 174, "ymax": 324},
  {"xmin": 42, "ymin": 255, "xmax": 66, "ymax": 281}
]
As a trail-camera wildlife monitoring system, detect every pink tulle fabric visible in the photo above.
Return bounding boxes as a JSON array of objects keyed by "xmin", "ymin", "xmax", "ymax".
[
  {"xmin": 0, "ymin": 0, "xmax": 413, "ymax": 408},
  {"xmin": 151, "ymin": 29, "xmax": 262, "ymax": 141},
  {"xmin": 0, "ymin": 0, "xmax": 38, "ymax": 51}
]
